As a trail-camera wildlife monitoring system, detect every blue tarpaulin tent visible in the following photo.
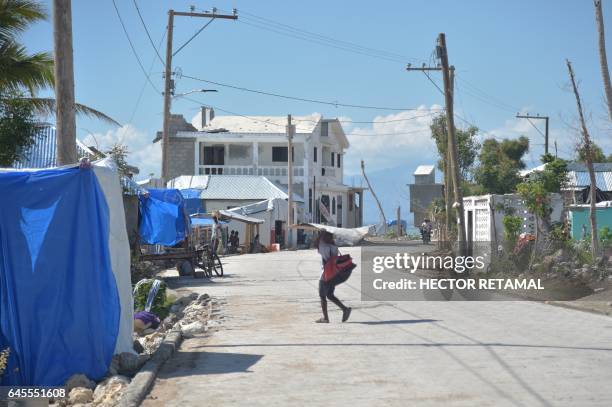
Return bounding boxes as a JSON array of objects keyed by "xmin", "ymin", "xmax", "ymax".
[
  {"xmin": 179, "ymin": 188, "xmax": 204, "ymax": 215},
  {"xmin": 139, "ymin": 188, "xmax": 189, "ymax": 246},
  {"xmin": 0, "ymin": 167, "xmax": 120, "ymax": 386}
]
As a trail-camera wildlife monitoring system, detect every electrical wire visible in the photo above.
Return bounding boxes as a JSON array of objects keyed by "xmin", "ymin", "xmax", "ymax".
[
  {"xmin": 111, "ymin": 0, "xmax": 161, "ymax": 94},
  {"xmin": 179, "ymin": 96, "xmax": 437, "ymax": 137},
  {"xmin": 182, "ymin": 74, "xmax": 422, "ymax": 111},
  {"xmin": 173, "ymin": 18, "xmax": 215, "ymax": 57},
  {"xmin": 225, "ymin": 8, "xmax": 419, "ymax": 64},
  {"xmin": 132, "ymin": 0, "xmax": 165, "ymax": 65}
]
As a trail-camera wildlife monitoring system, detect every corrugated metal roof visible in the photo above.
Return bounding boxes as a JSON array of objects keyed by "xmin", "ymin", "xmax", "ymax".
[
  {"xmin": 197, "ymin": 175, "xmax": 303, "ymax": 202},
  {"xmin": 12, "ymin": 124, "xmax": 96, "ymax": 169},
  {"xmin": 569, "ymin": 171, "xmax": 612, "ymax": 191},
  {"xmin": 228, "ymin": 199, "xmax": 275, "ymax": 215},
  {"xmin": 167, "ymin": 175, "xmax": 210, "ymax": 189}
]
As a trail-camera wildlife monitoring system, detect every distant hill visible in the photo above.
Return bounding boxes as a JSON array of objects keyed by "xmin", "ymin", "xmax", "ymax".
[{"xmin": 344, "ymin": 164, "xmax": 430, "ymax": 227}]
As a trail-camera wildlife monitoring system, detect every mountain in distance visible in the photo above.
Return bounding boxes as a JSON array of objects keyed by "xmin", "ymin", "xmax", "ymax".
[{"xmin": 345, "ymin": 163, "xmax": 423, "ymax": 227}]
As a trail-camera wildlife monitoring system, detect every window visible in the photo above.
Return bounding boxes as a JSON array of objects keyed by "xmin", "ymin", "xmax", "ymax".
[
  {"xmin": 349, "ymin": 193, "xmax": 354, "ymax": 211},
  {"xmin": 331, "ymin": 152, "xmax": 335, "ymax": 167},
  {"xmin": 337, "ymin": 154, "xmax": 341, "ymax": 168},
  {"xmin": 313, "ymin": 147, "xmax": 318, "ymax": 162},
  {"xmin": 272, "ymin": 146, "xmax": 288, "ymax": 162},
  {"xmin": 308, "ymin": 188, "xmax": 313, "ymax": 213},
  {"xmin": 203, "ymin": 146, "xmax": 224, "ymax": 165},
  {"xmin": 332, "ymin": 197, "xmax": 336, "ymax": 215},
  {"xmin": 321, "ymin": 121, "xmax": 328, "ymax": 137},
  {"xmin": 322, "ymin": 167, "xmax": 325, "ymax": 176}
]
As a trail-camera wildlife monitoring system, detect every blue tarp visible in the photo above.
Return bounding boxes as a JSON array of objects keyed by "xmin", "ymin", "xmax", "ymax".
[
  {"xmin": 139, "ymin": 189, "xmax": 189, "ymax": 246},
  {"xmin": 0, "ymin": 167, "xmax": 120, "ymax": 386},
  {"xmin": 179, "ymin": 188, "xmax": 204, "ymax": 215}
]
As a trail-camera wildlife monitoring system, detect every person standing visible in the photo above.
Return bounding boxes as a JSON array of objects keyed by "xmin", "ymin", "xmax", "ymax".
[
  {"xmin": 316, "ymin": 230, "xmax": 351, "ymax": 323},
  {"xmin": 211, "ymin": 216, "xmax": 222, "ymax": 254}
]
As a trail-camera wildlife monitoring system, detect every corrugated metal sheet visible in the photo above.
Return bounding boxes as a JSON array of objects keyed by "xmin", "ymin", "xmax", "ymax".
[
  {"xmin": 12, "ymin": 124, "xmax": 95, "ymax": 169},
  {"xmin": 198, "ymin": 175, "xmax": 304, "ymax": 202},
  {"xmin": 568, "ymin": 171, "xmax": 612, "ymax": 191}
]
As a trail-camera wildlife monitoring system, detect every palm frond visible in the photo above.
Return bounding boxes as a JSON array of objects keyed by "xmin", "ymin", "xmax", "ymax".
[
  {"xmin": 20, "ymin": 97, "xmax": 121, "ymax": 126},
  {"xmin": 0, "ymin": 0, "xmax": 47, "ymax": 43},
  {"xmin": 0, "ymin": 41, "xmax": 54, "ymax": 94}
]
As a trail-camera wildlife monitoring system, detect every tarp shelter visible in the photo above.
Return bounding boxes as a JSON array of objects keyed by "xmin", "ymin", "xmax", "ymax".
[
  {"xmin": 139, "ymin": 188, "xmax": 189, "ymax": 246},
  {"xmin": 179, "ymin": 188, "xmax": 204, "ymax": 215},
  {"xmin": 0, "ymin": 159, "xmax": 133, "ymax": 386},
  {"xmin": 293, "ymin": 223, "xmax": 370, "ymax": 246}
]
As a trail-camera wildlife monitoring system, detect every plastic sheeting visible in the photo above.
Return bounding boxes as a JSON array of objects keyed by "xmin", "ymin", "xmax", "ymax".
[
  {"xmin": 0, "ymin": 167, "xmax": 120, "ymax": 386},
  {"xmin": 93, "ymin": 159, "xmax": 134, "ymax": 355},
  {"xmin": 139, "ymin": 188, "xmax": 188, "ymax": 246},
  {"xmin": 179, "ymin": 188, "xmax": 204, "ymax": 215}
]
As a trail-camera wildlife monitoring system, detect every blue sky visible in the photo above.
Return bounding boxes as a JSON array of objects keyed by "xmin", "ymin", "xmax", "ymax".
[{"xmin": 22, "ymin": 0, "xmax": 612, "ymax": 181}]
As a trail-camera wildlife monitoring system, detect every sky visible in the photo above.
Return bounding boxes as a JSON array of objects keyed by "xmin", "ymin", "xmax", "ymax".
[{"xmin": 21, "ymin": 0, "xmax": 612, "ymax": 184}]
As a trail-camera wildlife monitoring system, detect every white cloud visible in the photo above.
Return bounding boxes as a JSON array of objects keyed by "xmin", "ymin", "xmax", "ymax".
[
  {"xmin": 81, "ymin": 125, "xmax": 160, "ymax": 180},
  {"xmin": 343, "ymin": 105, "xmax": 444, "ymax": 175}
]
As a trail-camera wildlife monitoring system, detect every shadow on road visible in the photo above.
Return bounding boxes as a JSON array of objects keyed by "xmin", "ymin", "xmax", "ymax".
[
  {"xmin": 158, "ymin": 351, "xmax": 263, "ymax": 378},
  {"xmin": 349, "ymin": 319, "xmax": 438, "ymax": 325}
]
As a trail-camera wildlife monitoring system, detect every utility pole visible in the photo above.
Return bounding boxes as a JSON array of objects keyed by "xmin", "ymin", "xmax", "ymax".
[
  {"xmin": 286, "ymin": 114, "xmax": 295, "ymax": 248},
  {"xmin": 361, "ymin": 160, "xmax": 387, "ymax": 232},
  {"xmin": 53, "ymin": 0, "xmax": 77, "ymax": 165},
  {"xmin": 396, "ymin": 206, "xmax": 401, "ymax": 237},
  {"xmin": 516, "ymin": 114, "xmax": 550, "ymax": 155},
  {"xmin": 161, "ymin": 9, "xmax": 237, "ymax": 181},
  {"xmin": 406, "ymin": 63, "xmax": 455, "ymax": 243},
  {"xmin": 439, "ymin": 33, "xmax": 466, "ymax": 254}
]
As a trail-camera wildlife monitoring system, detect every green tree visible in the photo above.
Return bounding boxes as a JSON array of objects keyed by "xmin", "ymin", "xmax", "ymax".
[
  {"xmin": 106, "ymin": 143, "xmax": 130, "ymax": 177},
  {"xmin": 502, "ymin": 215, "xmax": 522, "ymax": 246},
  {"xmin": 473, "ymin": 136, "xmax": 530, "ymax": 194},
  {"xmin": 430, "ymin": 114, "xmax": 480, "ymax": 181},
  {"xmin": 576, "ymin": 142, "xmax": 611, "ymax": 163},
  {"xmin": 532, "ymin": 157, "xmax": 569, "ymax": 193},
  {"xmin": 0, "ymin": 91, "xmax": 37, "ymax": 166}
]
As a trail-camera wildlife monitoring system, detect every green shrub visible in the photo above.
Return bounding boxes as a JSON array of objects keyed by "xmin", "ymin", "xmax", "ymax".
[
  {"xmin": 502, "ymin": 215, "xmax": 522, "ymax": 245},
  {"xmin": 133, "ymin": 279, "xmax": 170, "ymax": 320},
  {"xmin": 600, "ymin": 226, "xmax": 612, "ymax": 246}
]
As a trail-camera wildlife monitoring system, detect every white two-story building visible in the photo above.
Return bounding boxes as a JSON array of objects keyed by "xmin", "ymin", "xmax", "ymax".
[{"xmin": 159, "ymin": 108, "xmax": 364, "ymax": 228}]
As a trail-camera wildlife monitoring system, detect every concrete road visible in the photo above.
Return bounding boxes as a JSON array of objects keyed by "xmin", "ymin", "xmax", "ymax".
[{"xmin": 144, "ymin": 245, "xmax": 612, "ymax": 407}]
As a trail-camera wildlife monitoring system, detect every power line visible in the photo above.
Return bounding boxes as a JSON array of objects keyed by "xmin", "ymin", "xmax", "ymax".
[
  {"xmin": 180, "ymin": 97, "xmax": 437, "ymax": 136},
  {"xmin": 173, "ymin": 18, "xmax": 215, "ymax": 57},
  {"xmin": 228, "ymin": 9, "xmax": 418, "ymax": 64},
  {"xmin": 182, "ymin": 74, "xmax": 423, "ymax": 111},
  {"xmin": 133, "ymin": 0, "xmax": 165, "ymax": 65},
  {"xmin": 111, "ymin": 0, "xmax": 161, "ymax": 94}
]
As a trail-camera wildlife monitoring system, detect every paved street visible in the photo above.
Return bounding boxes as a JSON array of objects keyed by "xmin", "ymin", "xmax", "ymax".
[{"xmin": 144, "ymin": 245, "xmax": 612, "ymax": 407}]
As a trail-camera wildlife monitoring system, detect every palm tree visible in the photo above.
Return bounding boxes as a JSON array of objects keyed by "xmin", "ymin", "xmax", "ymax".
[{"xmin": 0, "ymin": 0, "xmax": 118, "ymax": 125}]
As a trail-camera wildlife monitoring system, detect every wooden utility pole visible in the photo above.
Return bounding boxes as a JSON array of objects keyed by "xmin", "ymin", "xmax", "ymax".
[
  {"xmin": 406, "ymin": 64, "xmax": 455, "ymax": 243},
  {"xmin": 438, "ymin": 33, "xmax": 466, "ymax": 254},
  {"xmin": 516, "ymin": 114, "xmax": 550, "ymax": 155},
  {"xmin": 53, "ymin": 0, "xmax": 77, "ymax": 165},
  {"xmin": 396, "ymin": 206, "xmax": 401, "ymax": 237},
  {"xmin": 567, "ymin": 59, "xmax": 599, "ymax": 258},
  {"xmin": 161, "ymin": 9, "xmax": 237, "ymax": 181},
  {"xmin": 361, "ymin": 160, "xmax": 387, "ymax": 232},
  {"xmin": 286, "ymin": 114, "xmax": 295, "ymax": 248},
  {"xmin": 594, "ymin": 0, "xmax": 612, "ymax": 121}
]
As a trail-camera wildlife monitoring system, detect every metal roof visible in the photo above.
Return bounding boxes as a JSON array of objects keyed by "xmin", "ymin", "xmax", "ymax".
[
  {"xmin": 196, "ymin": 175, "xmax": 304, "ymax": 202},
  {"xmin": 414, "ymin": 165, "xmax": 435, "ymax": 175},
  {"xmin": 568, "ymin": 171, "xmax": 612, "ymax": 191},
  {"xmin": 12, "ymin": 124, "xmax": 96, "ymax": 169}
]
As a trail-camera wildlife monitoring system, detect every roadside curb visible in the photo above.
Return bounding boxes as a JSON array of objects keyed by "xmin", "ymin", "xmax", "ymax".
[{"xmin": 118, "ymin": 328, "xmax": 183, "ymax": 407}]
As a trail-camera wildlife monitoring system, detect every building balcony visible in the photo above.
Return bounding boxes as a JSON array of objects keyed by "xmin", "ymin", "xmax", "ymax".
[{"xmin": 199, "ymin": 165, "xmax": 305, "ymax": 177}]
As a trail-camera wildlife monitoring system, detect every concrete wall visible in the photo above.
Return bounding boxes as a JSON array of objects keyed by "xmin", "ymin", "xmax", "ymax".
[{"xmin": 168, "ymin": 137, "xmax": 196, "ymax": 180}]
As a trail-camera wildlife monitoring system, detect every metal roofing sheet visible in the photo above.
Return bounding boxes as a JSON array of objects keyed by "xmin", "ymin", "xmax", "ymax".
[
  {"xmin": 198, "ymin": 175, "xmax": 304, "ymax": 202},
  {"xmin": 569, "ymin": 171, "xmax": 612, "ymax": 191}
]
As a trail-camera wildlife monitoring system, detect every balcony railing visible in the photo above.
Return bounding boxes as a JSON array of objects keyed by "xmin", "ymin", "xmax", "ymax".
[{"xmin": 199, "ymin": 165, "xmax": 304, "ymax": 177}]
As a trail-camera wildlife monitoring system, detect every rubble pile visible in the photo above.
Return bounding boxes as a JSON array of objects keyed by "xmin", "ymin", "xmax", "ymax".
[{"xmin": 58, "ymin": 290, "xmax": 212, "ymax": 406}]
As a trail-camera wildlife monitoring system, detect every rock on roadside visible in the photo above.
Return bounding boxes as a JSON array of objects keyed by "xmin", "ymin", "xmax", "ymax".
[
  {"xmin": 68, "ymin": 387, "xmax": 93, "ymax": 404},
  {"xmin": 65, "ymin": 373, "xmax": 96, "ymax": 392},
  {"xmin": 92, "ymin": 375, "xmax": 130, "ymax": 406}
]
